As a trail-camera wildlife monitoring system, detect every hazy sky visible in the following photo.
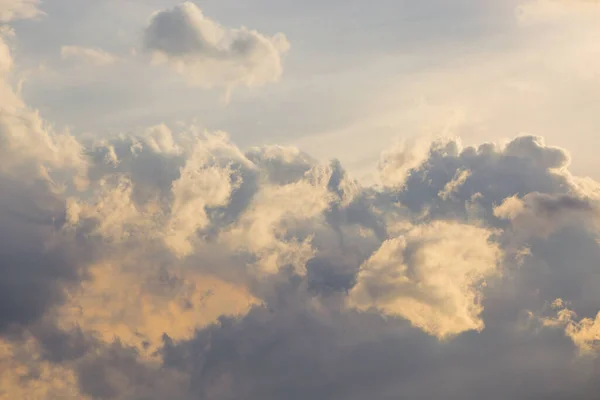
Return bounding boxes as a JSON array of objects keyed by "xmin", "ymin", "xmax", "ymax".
[{"xmin": 1, "ymin": 1, "xmax": 600, "ymax": 399}]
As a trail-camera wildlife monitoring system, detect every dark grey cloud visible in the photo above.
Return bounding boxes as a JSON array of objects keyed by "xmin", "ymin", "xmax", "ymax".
[
  {"xmin": 32, "ymin": 324, "xmax": 91, "ymax": 364},
  {"xmin": 76, "ymin": 341, "xmax": 189, "ymax": 400},
  {"xmin": 150, "ymin": 281, "xmax": 594, "ymax": 400},
  {"xmin": 527, "ymin": 192, "xmax": 594, "ymax": 216},
  {"xmin": 0, "ymin": 176, "xmax": 94, "ymax": 333}
]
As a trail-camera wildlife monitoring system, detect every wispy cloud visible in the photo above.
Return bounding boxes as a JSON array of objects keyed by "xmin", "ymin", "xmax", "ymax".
[{"xmin": 61, "ymin": 46, "xmax": 118, "ymax": 66}]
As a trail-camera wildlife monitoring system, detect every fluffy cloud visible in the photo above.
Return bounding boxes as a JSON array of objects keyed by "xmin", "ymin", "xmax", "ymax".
[
  {"xmin": 143, "ymin": 2, "xmax": 290, "ymax": 90},
  {"xmin": 0, "ymin": 38, "xmax": 86, "ymax": 184},
  {"xmin": 0, "ymin": 37, "xmax": 91, "ymax": 337},
  {"xmin": 349, "ymin": 221, "xmax": 501, "ymax": 338},
  {"xmin": 3, "ymin": 20, "xmax": 600, "ymax": 400},
  {"xmin": 3, "ymin": 122, "xmax": 600, "ymax": 398}
]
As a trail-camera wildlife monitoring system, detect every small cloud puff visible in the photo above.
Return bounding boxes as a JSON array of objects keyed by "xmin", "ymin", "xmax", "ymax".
[{"xmin": 143, "ymin": 2, "xmax": 290, "ymax": 91}]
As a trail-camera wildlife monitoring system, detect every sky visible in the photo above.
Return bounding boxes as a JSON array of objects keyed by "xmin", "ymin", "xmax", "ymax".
[{"xmin": 1, "ymin": 0, "xmax": 600, "ymax": 399}]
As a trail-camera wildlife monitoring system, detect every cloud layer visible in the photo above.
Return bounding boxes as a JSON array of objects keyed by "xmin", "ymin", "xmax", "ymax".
[
  {"xmin": 2, "ymin": 80, "xmax": 600, "ymax": 397},
  {"xmin": 2, "ymin": 2, "xmax": 600, "ymax": 399}
]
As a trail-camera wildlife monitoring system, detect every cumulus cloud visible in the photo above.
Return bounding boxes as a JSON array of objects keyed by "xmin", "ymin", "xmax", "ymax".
[
  {"xmin": 3, "ymin": 123, "xmax": 600, "ymax": 398},
  {"xmin": 143, "ymin": 2, "xmax": 290, "ymax": 90},
  {"xmin": 61, "ymin": 46, "xmax": 118, "ymax": 66},
  {"xmin": 0, "ymin": 38, "xmax": 86, "ymax": 184},
  {"xmin": 349, "ymin": 221, "xmax": 501, "ymax": 338},
  {"xmin": 0, "ymin": 37, "xmax": 91, "ymax": 338},
  {"xmin": 4, "ymin": 20, "xmax": 600, "ymax": 400}
]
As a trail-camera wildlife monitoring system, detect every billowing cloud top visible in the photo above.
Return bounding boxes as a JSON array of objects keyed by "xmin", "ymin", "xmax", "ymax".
[
  {"xmin": 143, "ymin": 2, "xmax": 290, "ymax": 89},
  {"xmin": 2, "ymin": 1, "xmax": 600, "ymax": 400}
]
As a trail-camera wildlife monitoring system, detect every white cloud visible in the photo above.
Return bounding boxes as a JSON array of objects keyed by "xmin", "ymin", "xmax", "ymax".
[
  {"xmin": 221, "ymin": 163, "xmax": 339, "ymax": 275},
  {"xmin": 143, "ymin": 2, "xmax": 290, "ymax": 90},
  {"xmin": 142, "ymin": 124, "xmax": 180, "ymax": 155},
  {"xmin": 349, "ymin": 221, "xmax": 502, "ymax": 338},
  {"xmin": 0, "ymin": 38, "xmax": 86, "ymax": 185},
  {"xmin": 165, "ymin": 133, "xmax": 246, "ymax": 257},
  {"xmin": 67, "ymin": 177, "xmax": 158, "ymax": 242}
]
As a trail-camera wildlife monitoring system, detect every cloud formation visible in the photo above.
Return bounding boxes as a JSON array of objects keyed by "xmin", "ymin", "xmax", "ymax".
[
  {"xmin": 2, "ymin": 7, "xmax": 600, "ymax": 400},
  {"xmin": 349, "ymin": 221, "xmax": 501, "ymax": 338},
  {"xmin": 2, "ymin": 113, "xmax": 600, "ymax": 398},
  {"xmin": 143, "ymin": 2, "xmax": 290, "ymax": 90}
]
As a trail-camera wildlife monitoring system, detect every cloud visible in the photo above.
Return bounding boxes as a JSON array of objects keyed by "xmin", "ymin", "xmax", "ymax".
[
  {"xmin": 0, "ymin": 0, "xmax": 41, "ymax": 22},
  {"xmin": 494, "ymin": 192, "xmax": 599, "ymax": 238},
  {"xmin": 3, "ymin": 123, "xmax": 600, "ymax": 398},
  {"xmin": 143, "ymin": 2, "xmax": 290, "ymax": 90},
  {"xmin": 438, "ymin": 168, "xmax": 471, "ymax": 201},
  {"xmin": 61, "ymin": 46, "xmax": 118, "ymax": 66},
  {"xmin": 0, "ymin": 38, "xmax": 87, "ymax": 184},
  {"xmin": 0, "ymin": 38, "xmax": 93, "ymax": 336},
  {"xmin": 379, "ymin": 136, "xmax": 433, "ymax": 188},
  {"xmin": 3, "ymin": 22, "xmax": 600, "ymax": 400},
  {"xmin": 55, "ymin": 261, "xmax": 257, "ymax": 357},
  {"xmin": 349, "ymin": 221, "xmax": 501, "ymax": 338},
  {"xmin": 539, "ymin": 299, "xmax": 600, "ymax": 355},
  {"xmin": 0, "ymin": 335, "xmax": 84, "ymax": 399}
]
